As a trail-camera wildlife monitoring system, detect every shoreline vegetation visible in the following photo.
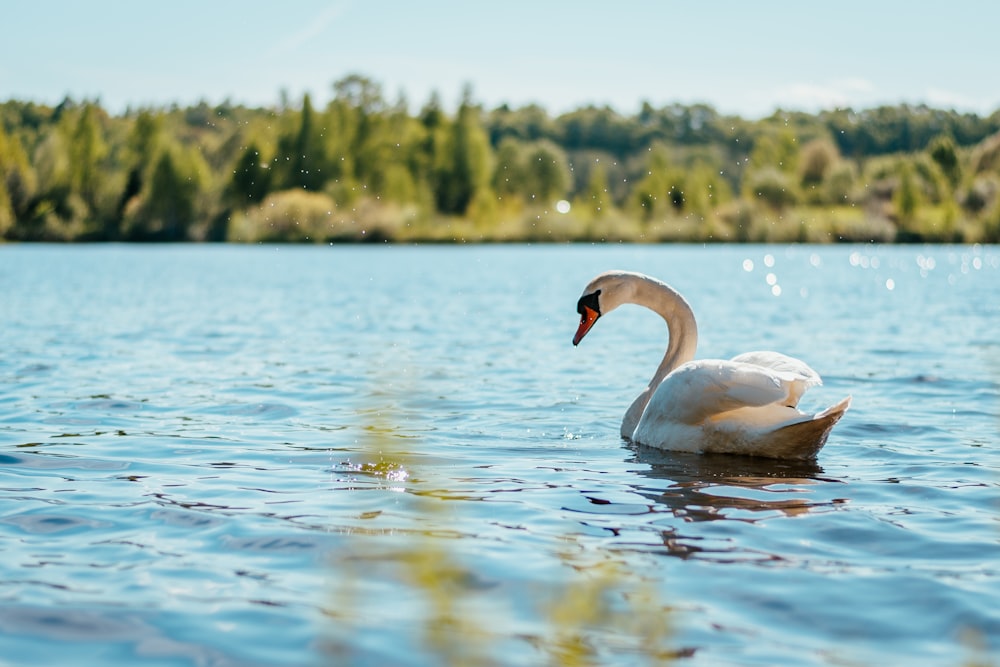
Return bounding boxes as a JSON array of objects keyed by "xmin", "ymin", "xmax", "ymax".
[{"xmin": 2, "ymin": 75, "xmax": 1000, "ymax": 244}]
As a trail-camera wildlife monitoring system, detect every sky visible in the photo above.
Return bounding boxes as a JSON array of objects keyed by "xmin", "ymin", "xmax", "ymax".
[{"xmin": 3, "ymin": 1, "xmax": 999, "ymax": 119}]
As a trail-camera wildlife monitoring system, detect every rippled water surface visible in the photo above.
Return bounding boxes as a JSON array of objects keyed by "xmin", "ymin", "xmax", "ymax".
[{"xmin": 1, "ymin": 243, "xmax": 998, "ymax": 666}]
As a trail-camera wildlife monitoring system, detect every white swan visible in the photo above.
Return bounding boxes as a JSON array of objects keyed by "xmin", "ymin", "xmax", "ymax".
[{"xmin": 573, "ymin": 271, "xmax": 850, "ymax": 459}]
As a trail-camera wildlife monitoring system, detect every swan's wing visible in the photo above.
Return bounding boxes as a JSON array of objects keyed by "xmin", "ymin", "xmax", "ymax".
[
  {"xmin": 730, "ymin": 351, "xmax": 821, "ymax": 386},
  {"xmin": 651, "ymin": 359, "xmax": 810, "ymax": 425},
  {"xmin": 730, "ymin": 351, "xmax": 821, "ymax": 406}
]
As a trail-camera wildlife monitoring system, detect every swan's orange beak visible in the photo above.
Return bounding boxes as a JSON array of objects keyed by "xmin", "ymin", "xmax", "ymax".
[{"xmin": 573, "ymin": 306, "xmax": 600, "ymax": 346}]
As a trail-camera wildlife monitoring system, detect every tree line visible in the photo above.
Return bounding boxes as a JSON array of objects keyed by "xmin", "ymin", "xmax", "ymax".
[{"xmin": 2, "ymin": 74, "xmax": 1000, "ymax": 243}]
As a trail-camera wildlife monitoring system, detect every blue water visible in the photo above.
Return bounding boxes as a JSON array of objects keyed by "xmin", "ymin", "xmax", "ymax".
[{"xmin": 1, "ymin": 243, "xmax": 998, "ymax": 666}]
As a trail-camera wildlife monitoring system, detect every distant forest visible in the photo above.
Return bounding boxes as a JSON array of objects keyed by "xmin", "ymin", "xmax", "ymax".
[{"xmin": 2, "ymin": 74, "xmax": 1000, "ymax": 243}]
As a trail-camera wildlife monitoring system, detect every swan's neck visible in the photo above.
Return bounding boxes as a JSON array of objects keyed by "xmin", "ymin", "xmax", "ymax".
[{"xmin": 620, "ymin": 277, "xmax": 698, "ymax": 439}]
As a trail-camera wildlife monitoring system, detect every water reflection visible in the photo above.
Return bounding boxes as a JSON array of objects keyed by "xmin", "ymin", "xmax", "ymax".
[
  {"xmin": 628, "ymin": 446, "xmax": 842, "ymax": 523},
  {"xmin": 0, "ymin": 605, "xmax": 283, "ymax": 667}
]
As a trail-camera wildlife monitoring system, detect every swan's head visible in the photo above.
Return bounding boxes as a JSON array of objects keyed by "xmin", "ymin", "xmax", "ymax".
[{"xmin": 572, "ymin": 271, "xmax": 639, "ymax": 345}]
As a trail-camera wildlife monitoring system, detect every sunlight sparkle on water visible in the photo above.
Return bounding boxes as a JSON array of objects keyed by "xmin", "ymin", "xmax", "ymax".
[
  {"xmin": 555, "ymin": 199, "xmax": 571, "ymax": 214},
  {"xmin": 917, "ymin": 254, "xmax": 937, "ymax": 277},
  {"xmin": 742, "ymin": 259, "xmax": 754, "ymax": 272}
]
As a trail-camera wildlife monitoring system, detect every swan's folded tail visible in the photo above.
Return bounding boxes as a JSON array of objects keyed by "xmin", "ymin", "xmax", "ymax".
[{"xmin": 769, "ymin": 396, "xmax": 852, "ymax": 460}]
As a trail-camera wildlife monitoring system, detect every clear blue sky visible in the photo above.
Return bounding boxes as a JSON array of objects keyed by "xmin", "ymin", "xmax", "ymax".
[{"xmin": 3, "ymin": 0, "xmax": 998, "ymax": 118}]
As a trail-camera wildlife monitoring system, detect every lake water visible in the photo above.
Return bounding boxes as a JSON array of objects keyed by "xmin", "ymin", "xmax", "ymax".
[{"xmin": 1, "ymin": 243, "xmax": 998, "ymax": 666}]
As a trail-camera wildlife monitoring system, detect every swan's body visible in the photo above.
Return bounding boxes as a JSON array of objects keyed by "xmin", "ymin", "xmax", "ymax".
[{"xmin": 573, "ymin": 271, "xmax": 849, "ymax": 459}]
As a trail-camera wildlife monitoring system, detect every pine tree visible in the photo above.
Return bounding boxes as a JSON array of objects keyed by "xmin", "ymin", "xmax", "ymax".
[
  {"xmin": 229, "ymin": 142, "xmax": 271, "ymax": 205},
  {"xmin": 289, "ymin": 94, "xmax": 326, "ymax": 191},
  {"xmin": 127, "ymin": 147, "xmax": 206, "ymax": 241},
  {"xmin": 435, "ymin": 88, "xmax": 493, "ymax": 215},
  {"xmin": 68, "ymin": 103, "xmax": 108, "ymax": 216}
]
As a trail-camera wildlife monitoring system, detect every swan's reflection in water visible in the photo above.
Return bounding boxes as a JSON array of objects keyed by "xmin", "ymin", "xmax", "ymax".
[
  {"xmin": 611, "ymin": 446, "xmax": 847, "ymax": 560},
  {"xmin": 629, "ymin": 445, "xmax": 838, "ymax": 521}
]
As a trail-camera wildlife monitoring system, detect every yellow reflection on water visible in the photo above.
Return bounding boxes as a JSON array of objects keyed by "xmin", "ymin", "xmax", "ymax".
[{"xmin": 323, "ymin": 399, "xmax": 682, "ymax": 666}]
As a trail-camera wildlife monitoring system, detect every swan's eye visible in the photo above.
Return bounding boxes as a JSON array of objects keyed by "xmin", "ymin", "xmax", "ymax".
[{"xmin": 576, "ymin": 290, "xmax": 601, "ymax": 316}]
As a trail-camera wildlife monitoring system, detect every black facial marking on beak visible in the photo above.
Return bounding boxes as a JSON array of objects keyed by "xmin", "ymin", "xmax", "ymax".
[{"xmin": 576, "ymin": 290, "xmax": 601, "ymax": 318}]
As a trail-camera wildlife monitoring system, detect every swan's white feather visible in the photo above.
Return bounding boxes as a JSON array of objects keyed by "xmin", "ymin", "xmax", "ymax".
[
  {"xmin": 651, "ymin": 359, "xmax": 802, "ymax": 425},
  {"xmin": 730, "ymin": 351, "xmax": 821, "ymax": 406}
]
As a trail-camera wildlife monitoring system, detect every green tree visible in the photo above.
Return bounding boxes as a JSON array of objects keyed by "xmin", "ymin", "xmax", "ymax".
[
  {"xmin": 68, "ymin": 103, "xmax": 108, "ymax": 216},
  {"xmin": 415, "ymin": 92, "xmax": 453, "ymax": 214},
  {"xmin": 558, "ymin": 105, "xmax": 636, "ymax": 156},
  {"xmin": 799, "ymin": 138, "xmax": 838, "ymax": 187},
  {"xmin": 746, "ymin": 168, "xmax": 799, "ymax": 210},
  {"xmin": 383, "ymin": 97, "xmax": 430, "ymax": 206},
  {"xmin": 334, "ymin": 75, "xmax": 387, "ymax": 193},
  {"xmin": 126, "ymin": 146, "xmax": 207, "ymax": 241},
  {"xmin": 333, "ymin": 74, "xmax": 385, "ymax": 115},
  {"xmin": 632, "ymin": 150, "xmax": 666, "ymax": 220},
  {"xmin": 228, "ymin": 141, "xmax": 272, "ymax": 206},
  {"xmin": 685, "ymin": 161, "xmax": 732, "ymax": 217},
  {"xmin": 579, "ymin": 160, "xmax": 612, "ymax": 217},
  {"xmin": 744, "ymin": 130, "xmax": 801, "ymax": 207},
  {"xmin": 747, "ymin": 129, "xmax": 799, "ymax": 174},
  {"xmin": 27, "ymin": 131, "xmax": 72, "ymax": 232},
  {"xmin": 322, "ymin": 95, "xmax": 359, "ymax": 193},
  {"xmin": 273, "ymin": 94, "xmax": 327, "ymax": 192},
  {"xmin": 928, "ymin": 134, "xmax": 960, "ymax": 188},
  {"xmin": 522, "ymin": 140, "xmax": 570, "ymax": 203},
  {"xmin": 359, "ymin": 96, "xmax": 419, "ymax": 202},
  {"xmin": 631, "ymin": 144, "xmax": 687, "ymax": 220},
  {"xmin": 116, "ymin": 111, "xmax": 163, "ymax": 229},
  {"xmin": 486, "ymin": 103, "xmax": 556, "ymax": 144},
  {"xmin": 289, "ymin": 93, "xmax": 326, "ymax": 191},
  {"xmin": 824, "ymin": 161, "xmax": 858, "ymax": 204},
  {"xmin": 491, "ymin": 138, "xmax": 526, "ymax": 201},
  {"xmin": 0, "ymin": 122, "xmax": 36, "ymax": 235},
  {"xmin": 894, "ymin": 161, "xmax": 921, "ymax": 232},
  {"xmin": 435, "ymin": 88, "xmax": 493, "ymax": 215}
]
